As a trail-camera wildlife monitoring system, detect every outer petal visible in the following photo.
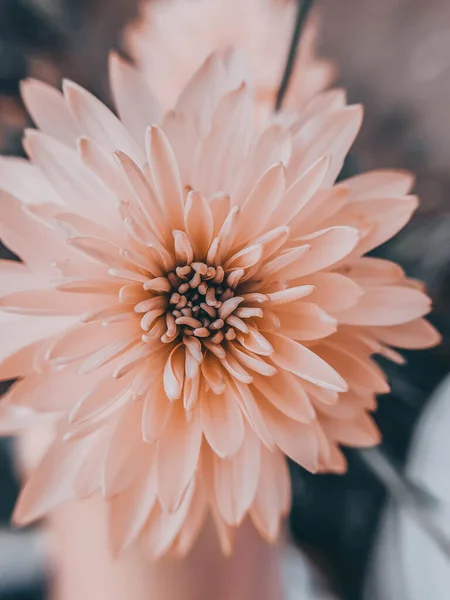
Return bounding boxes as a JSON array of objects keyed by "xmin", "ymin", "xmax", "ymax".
[
  {"xmin": 13, "ymin": 436, "xmax": 91, "ymax": 525},
  {"xmin": 266, "ymin": 332, "xmax": 347, "ymax": 392},
  {"xmin": 250, "ymin": 447, "xmax": 290, "ymax": 542},
  {"xmin": 213, "ymin": 422, "xmax": 261, "ymax": 526},
  {"xmin": 21, "ymin": 79, "xmax": 81, "ymax": 146},
  {"xmin": 201, "ymin": 386, "xmax": 245, "ymax": 458},
  {"xmin": 108, "ymin": 444, "xmax": 158, "ymax": 554},
  {"xmin": 63, "ymin": 80, "xmax": 142, "ymax": 163},
  {"xmin": 109, "ymin": 52, "xmax": 162, "ymax": 148},
  {"xmin": 336, "ymin": 286, "xmax": 431, "ymax": 326},
  {"xmin": 157, "ymin": 402, "xmax": 202, "ymax": 513},
  {"xmin": 372, "ymin": 319, "xmax": 441, "ymax": 349}
]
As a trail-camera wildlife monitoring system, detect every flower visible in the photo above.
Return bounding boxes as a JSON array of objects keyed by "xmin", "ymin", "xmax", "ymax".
[
  {"xmin": 125, "ymin": 0, "xmax": 335, "ymax": 115},
  {"xmin": 0, "ymin": 51, "xmax": 439, "ymax": 558}
]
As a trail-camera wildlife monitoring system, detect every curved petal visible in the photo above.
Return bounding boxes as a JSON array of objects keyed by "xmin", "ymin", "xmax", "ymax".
[
  {"xmin": 63, "ymin": 80, "xmax": 142, "ymax": 163},
  {"xmin": 21, "ymin": 78, "xmax": 80, "ymax": 145},
  {"xmin": 336, "ymin": 286, "xmax": 431, "ymax": 326},
  {"xmin": 250, "ymin": 447, "xmax": 290, "ymax": 541},
  {"xmin": 213, "ymin": 423, "xmax": 261, "ymax": 526},
  {"xmin": 201, "ymin": 386, "xmax": 245, "ymax": 458},
  {"xmin": 372, "ymin": 319, "xmax": 440, "ymax": 349},
  {"xmin": 109, "ymin": 52, "xmax": 162, "ymax": 147},
  {"xmin": 157, "ymin": 402, "xmax": 202, "ymax": 513},
  {"xmin": 266, "ymin": 332, "xmax": 347, "ymax": 392}
]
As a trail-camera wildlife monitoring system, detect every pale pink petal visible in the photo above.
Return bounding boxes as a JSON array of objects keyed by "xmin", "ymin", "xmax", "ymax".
[
  {"xmin": 347, "ymin": 196, "xmax": 418, "ymax": 255},
  {"xmin": 340, "ymin": 169, "xmax": 415, "ymax": 199},
  {"xmin": 373, "ymin": 318, "xmax": 441, "ymax": 349},
  {"xmin": 108, "ymin": 444, "xmax": 158, "ymax": 553},
  {"xmin": 63, "ymin": 80, "xmax": 142, "ymax": 162},
  {"xmin": 322, "ymin": 413, "xmax": 381, "ymax": 447},
  {"xmin": 269, "ymin": 156, "xmax": 329, "ymax": 228},
  {"xmin": 236, "ymin": 162, "xmax": 286, "ymax": 242},
  {"xmin": 171, "ymin": 478, "xmax": 208, "ymax": 557},
  {"xmin": 259, "ymin": 399, "xmax": 319, "ymax": 472},
  {"xmin": 290, "ymin": 105, "xmax": 363, "ymax": 186},
  {"xmin": 0, "ymin": 192, "xmax": 70, "ymax": 268},
  {"xmin": 318, "ymin": 342, "xmax": 389, "ymax": 395},
  {"xmin": 289, "ymin": 186, "xmax": 348, "ymax": 238},
  {"xmin": 275, "ymin": 302, "xmax": 337, "ymax": 341},
  {"xmin": 102, "ymin": 401, "xmax": 143, "ymax": 497},
  {"xmin": 13, "ymin": 437, "xmax": 91, "ymax": 525},
  {"xmin": 143, "ymin": 480, "xmax": 196, "ymax": 560},
  {"xmin": 162, "ymin": 109, "xmax": 199, "ymax": 184},
  {"xmin": 109, "ymin": 52, "xmax": 162, "ymax": 147},
  {"xmin": 266, "ymin": 285, "xmax": 315, "ymax": 305},
  {"xmin": 236, "ymin": 123, "xmax": 291, "ymax": 202},
  {"xmin": 194, "ymin": 83, "xmax": 253, "ymax": 197},
  {"xmin": 292, "ymin": 226, "xmax": 360, "ymax": 278},
  {"xmin": 69, "ymin": 372, "xmax": 134, "ymax": 424},
  {"xmin": 336, "ymin": 286, "xmax": 431, "ymax": 326},
  {"xmin": 157, "ymin": 402, "xmax": 202, "ymax": 512},
  {"xmin": 163, "ymin": 344, "xmax": 185, "ymax": 401},
  {"xmin": 25, "ymin": 130, "xmax": 117, "ymax": 221},
  {"xmin": 252, "ymin": 371, "xmax": 315, "ymax": 423},
  {"xmin": 232, "ymin": 380, "xmax": 275, "ymax": 450},
  {"xmin": 184, "ymin": 190, "xmax": 213, "ymax": 256},
  {"xmin": 227, "ymin": 343, "xmax": 276, "ymax": 376},
  {"xmin": 224, "ymin": 244, "xmax": 263, "ymax": 272},
  {"xmin": 0, "ymin": 157, "xmax": 60, "ymax": 205},
  {"xmin": 73, "ymin": 428, "xmax": 109, "ymax": 498},
  {"xmin": 21, "ymin": 78, "xmax": 80, "ymax": 145},
  {"xmin": 0, "ymin": 260, "xmax": 45, "ymax": 294},
  {"xmin": 48, "ymin": 321, "xmax": 136, "ymax": 366},
  {"xmin": 146, "ymin": 126, "xmax": 185, "ymax": 230},
  {"xmin": 209, "ymin": 191, "xmax": 231, "ymax": 236},
  {"xmin": 0, "ymin": 289, "xmax": 111, "ymax": 316},
  {"xmin": 201, "ymin": 386, "xmax": 245, "ymax": 458},
  {"xmin": 175, "ymin": 52, "xmax": 228, "ymax": 137},
  {"xmin": 213, "ymin": 423, "xmax": 261, "ymax": 526},
  {"xmin": 236, "ymin": 327, "xmax": 273, "ymax": 356},
  {"xmin": 260, "ymin": 245, "xmax": 311, "ymax": 280},
  {"xmin": 250, "ymin": 446, "xmax": 289, "ymax": 542},
  {"xmin": 305, "ymin": 272, "xmax": 363, "ymax": 313},
  {"xmin": 266, "ymin": 332, "xmax": 347, "ymax": 392},
  {"xmin": 78, "ymin": 136, "xmax": 132, "ymax": 201}
]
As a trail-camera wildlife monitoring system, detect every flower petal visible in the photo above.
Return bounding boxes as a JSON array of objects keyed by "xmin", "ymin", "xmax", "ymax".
[
  {"xmin": 21, "ymin": 78, "xmax": 80, "ymax": 145},
  {"xmin": 293, "ymin": 226, "xmax": 360, "ymax": 278},
  {"xmin": 201, "ymin": 386, "xmax": 245, "ymax": 458},
  {"xmin": 63, "ymin": 79, "xmax": 142, "ymax": 162},
  {"xmin": 157, "ymin": 402, "xmax": 202, "ymax": 513},
  {"xmin": 250, "ymin": 447, "xmax": 290, "ymax": 541},
  {"xmin": 184, "ymin": 190, "xmax": 213, "ymax": 256},
  {"xmin": 213, "ymin": 423, "xmax": 261, "ymax": 526},
  {"xmin": 373, "ymin": 318, "xmax": 441, "ymax": 349},
  {"xmin": 109, "ymin": 52, "xmax": 162, "ymax": 148},
  {"xmin": 109, "ymin": 444, "xmax": 158, "ymax": 553},
  {"xmin": 266, "ymin": 332, "xmax": 347, "ymax": 392},
  {"xmin": 336, "ymin": 286, "xmax": 431, "ymax": 326},
  {"xmin": 146, "ymin": 125, "xmax": 185, "ymax": 230}
]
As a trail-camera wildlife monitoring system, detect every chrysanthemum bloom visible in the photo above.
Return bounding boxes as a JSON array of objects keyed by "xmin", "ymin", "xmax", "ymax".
[
  {"xmin": 0, "ymin": 51, "xmax": 439, "ymax": 558},
  {"xmin": 125, "ymin": 0, "xmax": 335, "ymax": 115}
]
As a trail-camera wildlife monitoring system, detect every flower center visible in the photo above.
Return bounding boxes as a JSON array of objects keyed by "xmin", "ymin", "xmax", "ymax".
[
  {"xmin": 168, "ymin": 261, "xmax": 244, "ymax": 344},
  {"xmin": 139, "ymin": 261, "xmax": 252, "ymax": 346}
]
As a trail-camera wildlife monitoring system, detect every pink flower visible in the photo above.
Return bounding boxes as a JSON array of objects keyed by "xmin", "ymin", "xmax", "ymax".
[
  {"xmin": 125, "ymin": 0, "xmax": 335, "ymax": 115},
  {"xmin": 0, "ymin": 51, "xmax": 438, "ymax": 558}
]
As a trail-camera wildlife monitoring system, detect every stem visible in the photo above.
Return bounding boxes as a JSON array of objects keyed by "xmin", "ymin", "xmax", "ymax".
[
  {"xmin": 48, "ymin": 498, "xmax": 284, "ymax": 600},
  {"xmin": 275, "ymin": 0, "xmax": 315, "ymax": 112}
]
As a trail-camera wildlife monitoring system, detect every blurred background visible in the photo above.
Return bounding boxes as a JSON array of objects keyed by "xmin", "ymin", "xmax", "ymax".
[{"xmin": 0, "ymin": 0, "xmax": 449, "ymax": 598}]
